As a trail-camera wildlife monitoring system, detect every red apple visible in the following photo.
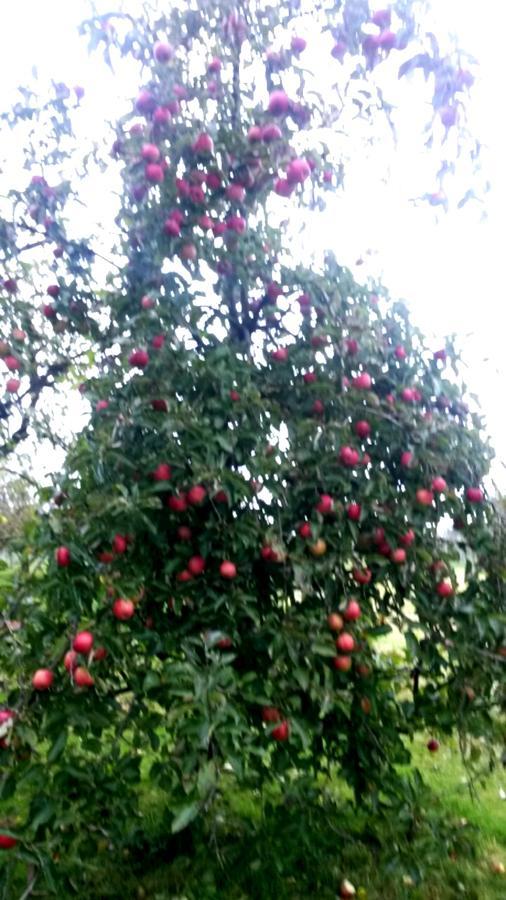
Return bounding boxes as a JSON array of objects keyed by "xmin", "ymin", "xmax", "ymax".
[
  {"xmin": 74, "ymin": 667, "xmax": 94, "ymax": 688},
  {"xmin": 95, "ymin": 400, "xmax": 109, "ymax": 411},
  {"xmin": 177, "ymin": 525, "xmax": 192, "ymax": 541},
  {"xmin": 328, "ymin": 612, "xmax": 344, "ymax": 631},
  {"xmin": 353, "ymin": 567, "xmax": 371, "ymax": 585},
  {"xmin": 180, "ymin": 243, "xmax": 197, "ymax": 261},
  {"xmin": 391, "ymin": 547, "xmax": 406, "ymax": 564},
  {"xmin": 336, "ymin": 632, "xmax": 355, "ymax": 653},
  {"xmin": 153, "ymin": 463, "xmax": 172, "ymax": 482},
  {"xmin": 333, "ymin": 655, "xmax": 352, "ymax": 672},
  {"xmin": 112, "ymin": 598, "xmax": 135, "ymax": 620},
  {"xmin": 145, "ymin": 163, "xmax": 164, "ymax": 183},
  {"xmin": 268, "ymin": 90, "xmax": 290, "ymax": 115},
  {"xmin": 193, "ymin": 132, "xmax": 214, "ymax": 155},
  {"xmin": 188, "ymin": 555, "xmax": 206, "ymax": 576},
  {"xmin": 6, "ymin": 378, "xmax": 20, "ymax": 393},
  {"xmin": 187, "ymin": 485, "xmax": 206, "ymax": 505},
  {"xmin": 312, "ymin": 400, "xmax": 324, "ymax": 416},
  {"xmin": 354, "ymin": 420, "xmax": 371, "ymax": 439},
  {"xmin": 344, "ymin": 600, "xmax": 361, "ymax": 621},
  {"xmin": 466, "ymin": 486, "xmax": 483, "ymax": 503},
  {"xmin": 298, "ymin": 522, "xmax": 312, "ymax": 539},
  {"xmin": 32, "ymin": 668, "xmax": 54, "ymax": 690},
  {"xmin": 153, "ymin": 41, "xmax": 173, "ymax": 63},
  {"xmin": 316, "ymin": 493, "xmax": 334, "ymax": 515},
  {"xmin": 73, "ymin": 631, "xmax": 94, "ymax": 654},
  {"xmin": 141, "ymin": 143, "xmax": 160, "ymax": 163},
  {"xmin": 303, "ymin": 371, "xmax": 317, "ymax": 384},
  {"xmin": 0, "ymin": 835, "xmax": 17, "ymax": 850},
  {"xmin": 339, "ymin": 446, "xmax": 360, "ymax": 467},
  {"xmin": 347, "ymin": 502, "xmax": 361, "ymax": 522},
  {"xmin": 167, "ymin": 493, "xmax": 187, "ymax": 512},
  {"xmin": 271, "ymin": 720, "xmax": 290, "ymax": 741},
  {"xmin": 271, "ymin": 348, "xmax": 288, "ymax": 362},
  {"xmin": 113, "ymin": 534, "xmax": 128, "ymax": 554},
  {"xmin": 416, "ymin": 489, "xmax": 434, "ymax": 506},
  {"xmin": 286, "ymin": 158, "xmax": 311, "ymax": 184},
  {"xmin": 177, "ymin": 569, "xmax": 193, "ymax": 583},
  {"xmin": 220, "ymin": 560, "xmax": 237, "ymax": 579},
  {"xmin": 152, "ymin": 398, "xmax": 168, "ymax": 412},
  {"xmin": 427, "ymin": 738, "xmax": 440, "ymax": 753},
  {"xmin": 262, "ymin": 706, "xmax": 281, "ymax": 723},
  {"xmin": 129, "ymin": 349, "xmax": 149, "ymax": 368},
  {"xmin": 394, "ymin": 345, "xmax": 407, "ymax": 360},
  {"xmin": 93, "ymin": 646, "xmax": 107, "ymax": 662},
  {"xmin": 436, "ymin": 580, "xmax": 454, "ymax": 598},
  {"xmin": 400, "ymin": 450, "xmax": 413, "ymax": 468},
  {"xmin": 432, "ymin": 476, "xmax": 447, "ymax": 493},
  {"xmin": 55, "ymin": 546, "xmax": 71, "ymax": 567},
  {"xmin": 400, "ymin": 529, "xmax": 415, "ymax": 547},
  {"xmin": 352, "ymin": 372, "xmax": 372, "ymax": 390}
]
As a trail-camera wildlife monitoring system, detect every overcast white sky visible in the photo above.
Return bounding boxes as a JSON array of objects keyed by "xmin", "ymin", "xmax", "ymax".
[{"xmin": 2, "ymin": 0, "xmax": 506, "ymax": 490}]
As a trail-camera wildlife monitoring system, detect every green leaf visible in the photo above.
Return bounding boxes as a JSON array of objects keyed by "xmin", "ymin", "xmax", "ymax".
[
  {"xmin": 171, "ymin": 801, "xmax": 200, "ymax": 833},
  {"xmin": 47, "ymin": 729, "xmax": 67, "ymax": 762}
]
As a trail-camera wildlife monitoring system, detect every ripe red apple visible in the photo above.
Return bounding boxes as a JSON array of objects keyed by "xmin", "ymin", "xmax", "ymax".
[
  {"xmin": 208, "ymin": 56, "xmax": 222, "ymax": 73},
  {"xmin": 177, "ymin": 569, "xmax": 193, "ymax": 583},
  {"xmin": 271, "ymin": 348, "xmax": 288, "ymax": 362},
  {"xmin": 316, "ymin": 493, "xmax": 333, "ymax": 515},
  {"xmin": 153, "ymin": 41, "xmax": 173, "ymax": 63},
  {"xmin": 152, "ymin": 398, "xmax": 168, "ymax": 412},
  {"xmin": 141, "ymin": 143, "xmax": 160, "ymax": 163},
  {"xmin": 193, "ymin": 132, "xmax": 214, "ymax": 155},
  {"xmin": 141, "ymin": 294, "xmax": 155, "ymax": 309},
  {"xmin": 432, "ymin": 476, "xmax": 447, "ymax": 492},
  {"xmin": 163, "ymin": 217, "xmax": 181, "ymax": 237},
  {"xmin": 32, "ymin": 668, "xmax": 54, "ymax": 690},
  {"xmin": 74, "ymin": 667, "xmax": 94, "ymax": 688},
  {"xmin": 180, "ymin": 243, "xmax": 197, "ymax": 261},
  {"xmin": 436, "ymin": 580, "xmax": 454, "ymax": 598},
  {"xmin": 271, "ymin": 720, "xmax": 290, "ymax": 741},
  {"xmin": 286, "ymin": 158, "xmax": 311, "ymax": 184},
  {"xmin": 93, "ymin": 646, "xmax": 107, "ymax": 662},
  {"xmin": 401, "ymin": 387, "xmax": 415, "ymax": 402},
  {"xmin": 400, "ymin": 529, "xmax": 415, "ymax": 547},
  {"xmin": 0, "ymin": 835, "xmax": 17, "ymax": 850},
  {"xmin": 401, "ymin": 450, "xmax": 413, "ymax": 468},
  {"xmin": 3, "ymin": 355, "xmax": 20, "ymax": 371},
  {"xmin": 73, "ymin": 631, "xmax": 94, "ymax": 654},
  {"xmin": 312, "ymin": 400, "xmax": 324, "ymax": 416},
  {"xmin": 298, "ymin": 522, "xmax": 312, "ymax": 539},
  {"xmin": 55, "ymin": 546, "xmax": 71, "ymax": 567},
  {"xmin": 144, "ymin": 163, "xmax": 164, "ymax": 183},
  {"xmin": 248, "ymin": 125, "xmax": 262, "ymax": 142},
  {"xmin": 352, "ymin": 372, "xmax": 372, "ymax": 390},
  {"xmin": 6, "ymin": 378, "xmax": 20, "ymax": 393},
  {"xmin": 112, "ymin": 598, "xmax": 135, "ymax": 620},
  {"xmin": 344, "ymin": 600, "xmax": 361, "ymax": 621},
  {"xmin": 291, "ymin": 36, "xmax": 307, "ymax": 53},
  {"xmin": 95, "ymin": 400, "xmax": 109, "ymax": 411},
  {"xmin": 354, "ymin": 420, "xmax": 371, "ymax": 439},
  {"xmin": 187, "ymin": 485, "xmax": 206, "ymax": 505},
  {"xmin": 47, "ymin": 283, "xmax": 60, "ymax": 298},
  {"xmin": 339, "ymin": 446, "xmax": 360, "ymax": 467},
  {"xmin": 394, "ymin": 345, "xmax": 407, "ymax": 360},
  {"xmin": 336, "ymin": 632, "xmax": 355, "ymax": 653},
  {"xmin": 113, "ymin": 534, "xmax": 127, "ymax": 554},
  {"xmin": 352, "ymin": 567, "xmax": 371, "ymax": 585},
  {"xmin": 177, "ymin": 526, "xmax": 192, "ymax": 541},
  {"xmin": 466, "ymin": 486, "xmax": 483, "ymax": 503},
  {"xmin": 153, "ymin": 463, "xmax": 172, "ymax": 481},
  {"xmin": 303, "ymin": 371, "xmax": 317, "ymax": 384},
  {"xmin": 268, "ymin": 90, "xmax": 290, "ymax": 115},
  {"xmin": 220, "ymin": 560, "xmax": 237, "ymax": 579},
  {"xmin": 129, "ymin": 349, "xmax": 149, "ymax": 368},
  {"xmin": 262, "ymin": 706, "xmax": 281, "ymax": 723},
  {"xmin": 427, "ymin": 738, "xmax": 439, "ymax": 753},
  {"xmin": 347, "ymin": 502, "xmax": 361, "ymax": 521},
  {"xmin": 391, "ymin": 547, "xmax": 406, "ymax": 564},
  {"xmin": 262, "ymin": 123, "xmax": 283, "ymax": 142},
  {"xmin": 416, "ymin": 489, "xmax": 434, "ymax": 506},
  {"xmin": 188, "ymin": 555, "xmax": 206, "ymax": 576},
  {"xmin": 167, "ymin": 493, "xmax": 187, "ymax": 512},
  {"xmin": 333, "ymin": 655, "xmax": 352, "ymax": 672},
  {"xmin": 328, "ymin": 612, "xmax": 344, "ymax": 631},
  {"xmin": 153, "ymin": 106, "xmax": 171, "ymax": 125}
]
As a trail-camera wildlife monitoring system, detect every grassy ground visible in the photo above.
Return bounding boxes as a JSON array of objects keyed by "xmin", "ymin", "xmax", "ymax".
[{"xmin": 57, "ymin": 734, "xmax": 502, "ymax": 900}]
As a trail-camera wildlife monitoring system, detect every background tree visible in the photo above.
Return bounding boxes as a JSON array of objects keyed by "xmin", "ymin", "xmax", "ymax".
[{"xmin": 0, "ymin": 2, "xmax": 503, "ymax": 897}]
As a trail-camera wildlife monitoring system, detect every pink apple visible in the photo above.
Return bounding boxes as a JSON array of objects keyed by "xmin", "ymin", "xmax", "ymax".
[
  {"xmin": 55, "ymin": 546, "xmax": 71, "ymax": 567},
  {"xmin": 432, "ymin": 476, "xmax": 447, "ymax": 493},
  {"xmin": 187, "ymin": 485, "xmax": 206, "ymax": 505},
  {"xmin": 141, "ymin": 143, "xmax": 160, "ymax": 163},
  {"xmin": 316, "ymin": 494, "xmax": 334, "ymax": 515},
  {"xmin": 354, "ymin": 420, "xmax": 371, "ymax": 439},
  {"xmin": 344, "ymin": 600, "xmax": 361, "ymax": 621},
  {"xmin": 188, "ymin": 555, "xmax": 206, "ymax": 576},
  {"xmin": 145, "ymin": 163, "xmax": 164, "ymax": 183},
  {"xmin": 347, "ymin": 503, "xmax": 361, "ymax": 521},
  {"xmin": 220, "ymin": 560, "xmax": 237, "ymax": 579},
  {"xmin": 153, "ymin": 41, "xmax": 173, "ymax": 63},
  {"xmin": 416, "ymin": 489, "xmax": 433, "ymax": 506},
  {"xmin": 466, "ymin": 487, "xmax": 483, "ymax": 503},
  {"xmin": 268, "ymin": 90, "xmax": 290, "ymax": 115},
  {"xmin": 336, "ymin": 632, "xmax": 355, "ymax": 653},
  {"xmin": 352, "ymin": 372, "xmax": 372, "ymax": 390},
  {"xmin": 73, "ymin": 631, "xmax": 94, "ymax": 654},
  {"xmin": 32, "ymin": 668, "xmax": 54, "ymax": 690},
  {"xmin": 391, "ymin": 547, "xmax": 406, "ymax": 564},
  {"xmin": 193, "ymin": 132, "xmax": 214, "ymax": 155},
  {"xmin": 112, "ymin": 598, "xmax": 135, "ymax": 620},
  {"xmin": 129, "ymin": 349, "xmax": 149, "ymax": 368}
]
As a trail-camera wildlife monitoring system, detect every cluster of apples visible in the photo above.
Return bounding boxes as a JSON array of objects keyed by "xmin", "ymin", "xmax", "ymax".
[{"xmin": 32, "ymin": 630, "xmax": 108, "ymax": 692}]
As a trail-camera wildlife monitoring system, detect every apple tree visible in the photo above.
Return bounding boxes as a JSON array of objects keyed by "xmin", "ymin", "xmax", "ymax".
[{"xmin": 0, "ymin": 1, "xmax": 503, "ymax": 895}]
